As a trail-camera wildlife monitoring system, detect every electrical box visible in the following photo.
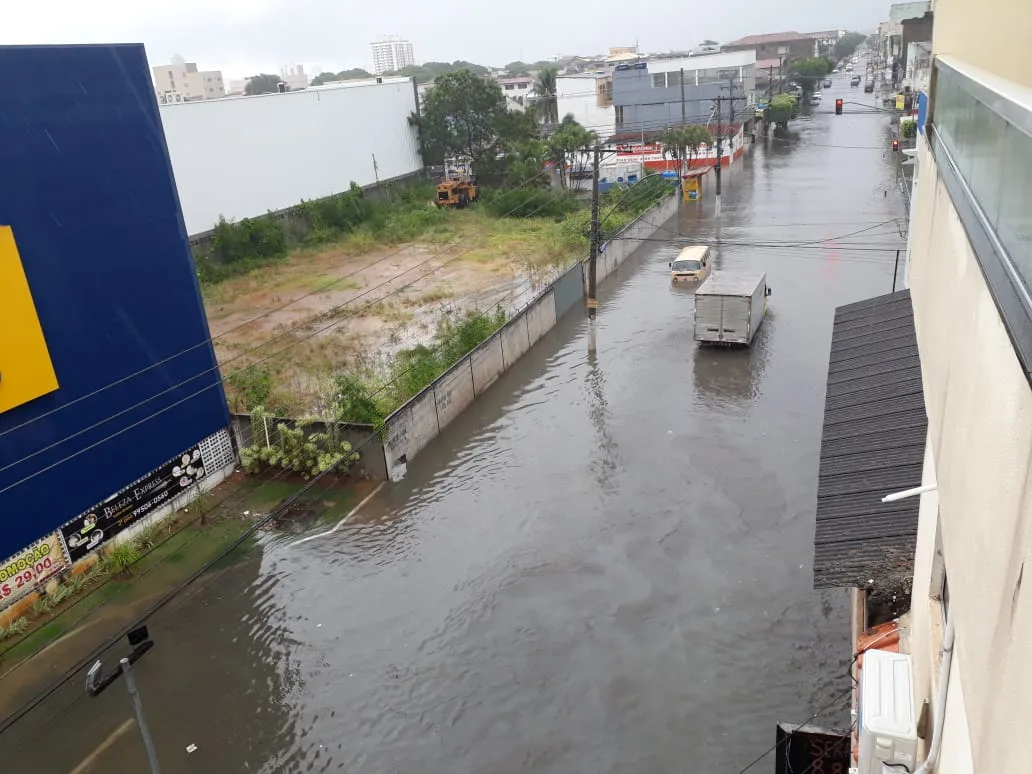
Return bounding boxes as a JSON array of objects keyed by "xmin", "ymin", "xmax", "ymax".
[{"xmin": 858, "ymin": 650, "xmax": 918, "ymax": 774}]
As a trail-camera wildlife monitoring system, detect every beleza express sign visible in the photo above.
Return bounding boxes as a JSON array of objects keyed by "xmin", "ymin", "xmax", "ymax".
[
  {"xmin": 0, "ymin": 532, "xmax": 69, "ymax": 604},
  {"xmin": 60, "ymin": 446, "xmax": 209, "ymax": 562}
]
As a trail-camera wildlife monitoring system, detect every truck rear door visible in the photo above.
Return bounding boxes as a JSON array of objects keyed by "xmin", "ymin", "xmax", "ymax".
[{"xmin": 719, "ymin": 295, "xmax": 752, "ymax": 343}]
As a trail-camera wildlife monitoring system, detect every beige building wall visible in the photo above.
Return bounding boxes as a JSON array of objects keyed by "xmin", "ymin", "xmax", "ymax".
[
  {"xmin": 930, "ymin": 0, "xmax": 1032, "ymax": 87},
  {"xmin": 906, "ymin": 147, "xmax": 1032, "ymax": 773},
  {"xmin": 152, "ymin": 63, "xmax": 225, "ymax": 102}
]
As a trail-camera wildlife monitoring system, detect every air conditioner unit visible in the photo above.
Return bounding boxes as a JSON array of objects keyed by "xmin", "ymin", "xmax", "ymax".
[{"xmin": 858, "ymin": 649, "xmax": 918, "ymax": 774}]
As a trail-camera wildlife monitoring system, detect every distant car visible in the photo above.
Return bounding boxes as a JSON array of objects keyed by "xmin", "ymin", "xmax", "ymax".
[
  {"xmin": 846, "ymin": 64, "xmax": 854, "ymax": 72},
  {"xmin": 809, "ymin": 94, "xmax": 821, "ymax": 106},
  {"xmin": 823, "ymin": 78, "xmax": 833, "ymax": 88},
  {"xmin": 864, "ymin": 80, "xmax": 875, "ymax": 93},
  {"xmin": 851, "ymin": 75, "xmax": 862, "ymax": 87}
]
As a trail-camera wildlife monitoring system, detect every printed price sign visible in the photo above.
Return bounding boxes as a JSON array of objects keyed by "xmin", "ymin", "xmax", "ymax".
[{"xmin": 0, "ymin": 532, "xmax": 68, "ymax": 606}]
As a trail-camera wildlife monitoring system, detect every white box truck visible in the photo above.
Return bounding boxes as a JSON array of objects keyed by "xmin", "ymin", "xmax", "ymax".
[{"xmin": 694, "ymin": 272, "xmax": 770, "ymax": 345}]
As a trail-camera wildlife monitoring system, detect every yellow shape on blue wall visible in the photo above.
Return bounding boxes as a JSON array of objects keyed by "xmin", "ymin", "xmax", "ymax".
[{"xmin": 0, "ymin": 226, "xmax": 59, "ymax": 413}]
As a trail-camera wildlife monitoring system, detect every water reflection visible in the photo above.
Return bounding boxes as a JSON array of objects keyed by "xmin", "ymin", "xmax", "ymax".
[
  {"xmin": 692, "ymin": 312, "xmax": 774, "ymax": 406},
  {"xmin": 0, "ymin": 551, "xmax": 298, "ymax": 774}
]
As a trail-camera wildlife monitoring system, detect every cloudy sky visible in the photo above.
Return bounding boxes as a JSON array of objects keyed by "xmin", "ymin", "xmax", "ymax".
[{"xmin": 7, "ymin": 0, "xmax": 889, "ymax": 80}]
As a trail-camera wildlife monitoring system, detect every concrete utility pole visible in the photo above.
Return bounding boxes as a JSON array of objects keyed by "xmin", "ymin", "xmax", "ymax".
[
  {"xmin": 767, "ymin": 64, "xmax": 774, "ymax": 101},
  {"xmin": 680, "ymin": 67, "xmax": 687, "ymax": 126},
  {"xmin": 714, "ymin": 95, "xmax": 723, "ymax": 197},
  {"xmin": 727, "ymin": 79, "xmax": 735, "ymax": 171},
  {"xmin": 121, "ymin": 658, "xmax": 162, "ymax": 774},
  {"xmin": 587, "ymin": 145, "xmax": 601, "ymax": 320}
]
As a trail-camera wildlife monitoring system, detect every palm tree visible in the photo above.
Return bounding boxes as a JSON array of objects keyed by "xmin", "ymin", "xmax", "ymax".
[{"xmin": 534, "ymin": 67, "xmax": 559, "ymax": 125}]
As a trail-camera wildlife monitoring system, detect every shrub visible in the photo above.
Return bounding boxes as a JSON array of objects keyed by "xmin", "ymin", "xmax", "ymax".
[
  {"xmin": 334, "ymin": 373, "xmax": 386, "ymax": 425},
  {"xmin": 0, "ymin": 617, "xmax": 29, "ymax": 641},
  {"xmin": 106, "ymin": 541, "xmax": 141, "ymax": 576},
  {"xmin": 210, "ymin": 216, "xmax": 288, "ymax": 264},
  {"xmin": 901, "ymin": 119, "xmax": 917, "ymax": 139},
  {"xmin": 240, "ymin": 410, "xmax": 360, "ymax": 478},
  {"xmin": 484, "ymin": 188, "xmax": 580, "ymax": 219},
  {"xmin": 228, "ymin": 366, "xmax": 274, "ymax": 412}
]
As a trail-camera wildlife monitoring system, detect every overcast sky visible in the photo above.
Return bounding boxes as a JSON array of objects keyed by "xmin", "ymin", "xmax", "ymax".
[{"xmin": 7, "ymin": 0, "xmax": 888, "ymax": 80}]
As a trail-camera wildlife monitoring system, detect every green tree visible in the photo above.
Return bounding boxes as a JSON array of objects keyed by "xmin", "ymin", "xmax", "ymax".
[
  {"xmin": 393, "ymin": 61, "xmax": 489, "ymax": 83},
  {"xmin": 534, "ymin": 67, "xmax": 559, "ymax": 124},
  {"xmin": 505, "ymin": 61, "xmax": 531, "ymax": 75},
  {"xmin": 547, "ymin": 114, "xmax": 597, "ymax": 189},
  {"xmin": 311, "ymin": 71, "xmax": 339, "ymax": 86},
  {"xmin": 788, "ymin": 57, "xmax": 833, "ymax": 94},
  {"xmin": 311, "ymin": 68, "xmax": 373, "ymax": 86},
  {"xmin": 660, "ymin": 125, "xmax": 712, "ymax": 177},
  {"xmin": 411, "ymin": 70, "xmax": 509, "ymax": 172},
  {"xmin": 834, "ymin": 32, "xmax": 866, "ymax": 61},
  {"xmin": 766, "ymin": 94, "xmax": 797, "ymax": 129},
  {"xmin": 245, "ymin": 73, "xmax": 283, "ymax": 95}
]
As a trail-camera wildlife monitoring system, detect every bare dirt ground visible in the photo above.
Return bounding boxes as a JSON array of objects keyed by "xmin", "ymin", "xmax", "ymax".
[{"xmin": 204, "ymin": 214, "xmax": 581, "ymax": 413}]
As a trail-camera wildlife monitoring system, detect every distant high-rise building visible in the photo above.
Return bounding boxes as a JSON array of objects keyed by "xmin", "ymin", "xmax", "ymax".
[
  {"xmin": 152, "ymin": 56, "xmax": 225, "ymax": 103},
  {"xmin": 370, "ymin": 37, "xmax": 415, "ymax": 75}
]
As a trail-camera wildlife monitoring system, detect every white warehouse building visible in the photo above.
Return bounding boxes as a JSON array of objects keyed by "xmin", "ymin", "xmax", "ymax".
[{"xmin": 158, "ymin": 77, "xmax": 422, "ymax": 236}]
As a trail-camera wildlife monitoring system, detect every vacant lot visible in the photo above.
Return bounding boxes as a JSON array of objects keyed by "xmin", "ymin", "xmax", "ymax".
[{"xmin": 205, "ymin": 209, "xmax": 587, "ymax": 414}]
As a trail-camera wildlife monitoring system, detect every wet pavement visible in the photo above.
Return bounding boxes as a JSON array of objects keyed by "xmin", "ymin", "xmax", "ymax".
[{"xmin": 0, "ymin": 81, "xmax": 907, "ymax": 773}]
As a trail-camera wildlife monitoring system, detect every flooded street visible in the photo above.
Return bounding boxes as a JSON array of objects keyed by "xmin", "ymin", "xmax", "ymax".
[{"xmin": 1, "ymin": 85, "xmax": 907, "ymax": 773}]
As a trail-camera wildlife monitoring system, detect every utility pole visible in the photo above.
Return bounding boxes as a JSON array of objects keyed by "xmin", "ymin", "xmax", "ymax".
[
  {"xmin": 680, "ymin": 67, "xmax": 687, "ymax": 126},
  {"xmin": 777, "ymin": 55, "xmax": 785, "ymax": 95},
  {"xmin": 372, "ymin": 153, "xmax": 383, "ymax": 199},
  {"xmin": 714, "ymin": 95, "xmax": 723, "ymax": 197},
  {"xmin": 587, "ymin": 145, "xmax": 601, "ymax": 320},
  {"xmin": 122, "ymin": 657, "xmax": 162, "ymax": 774},
  {"xmin": 767, "ymin": 64, "xmax": 774, "ymax": 101},
  {"xmin": 727, "ymin": 79, "xmax": 735, "ymax": 171},
  {"xmin": 892, "ymin": 249, "xmax": 901, "ymax": 292}
]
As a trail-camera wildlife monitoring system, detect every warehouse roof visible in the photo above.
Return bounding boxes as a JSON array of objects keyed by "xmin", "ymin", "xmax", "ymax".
[{"xmin": 813, "ymin": 289, "xmax": 927, "ymax": 589}]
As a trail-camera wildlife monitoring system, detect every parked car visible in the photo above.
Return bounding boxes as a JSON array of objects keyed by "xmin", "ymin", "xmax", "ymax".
[
  {"xmin": 823, "ymin": 78, "xmax": 833, "ymax": 88},
  {"xmin": 864, "ymin": 80, "xmax": 875, "ymax": 93}
]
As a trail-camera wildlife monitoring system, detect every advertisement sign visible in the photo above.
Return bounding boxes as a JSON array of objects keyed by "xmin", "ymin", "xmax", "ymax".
[
  {"xmin": 0, "ymin": 532, "xmax": 69, "ymax": 605},
  {"xmin": 60, "ymin": 446, "xmax": 209, "ymax": 562}
]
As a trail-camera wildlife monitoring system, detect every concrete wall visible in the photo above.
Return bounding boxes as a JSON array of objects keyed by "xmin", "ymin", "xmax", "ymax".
[
  {"xmin": 382, "ymin": 191, "xmax": 678, "ymax": 478},
  {"xmin": 229, "ymin": 413, "xmax": 388, "ymax": 481},
  {"xmin": 159, "ymin": 77, "xmax": 422, "ymax": 235},
  {"xmin": 931, "ymin": 0, "xmax": 1032, "ymax": 88},
  {"xmin": 906, "ymin": 147, "xmax": 1032, "ymax": 774}
]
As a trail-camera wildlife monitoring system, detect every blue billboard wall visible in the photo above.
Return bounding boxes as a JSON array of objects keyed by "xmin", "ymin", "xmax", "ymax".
[{"xmin": 0, "ymin": 45, "xmax": 229, "ymax": 559}]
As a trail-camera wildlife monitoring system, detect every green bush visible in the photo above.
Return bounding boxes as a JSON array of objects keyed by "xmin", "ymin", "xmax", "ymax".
[
  {"xmin": 901, "ymin": 119, "xmax": 917, "ymax": 139},
  {"xmin": 211, "ymin": 216, "xmax": 288, "ymax": 264},
  {"xmin": 227, "ymin": 366, "xmax": 274, "ymax": 412},
  {"xmin": 240, "ymin": 409, "xmax": 360, "ymax": 478},
  {"xmin": 378, "ymin": 206, "xmax": 449, "ymax": 242},
  {"xmin": 334, "ymin": 373, "xmax": 387, "ymax": 425},
  {"xmin": 106, "ymin": 541, "xmax": 141, "ymax": 576},
  {"xmin": 483, "ymin": 188, "xmax": 580, "ymax": 219}
]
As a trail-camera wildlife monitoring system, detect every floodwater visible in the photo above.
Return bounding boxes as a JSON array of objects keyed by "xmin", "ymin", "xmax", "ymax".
[{"xmin": 0, "ymin": 83, "xmax": 907, "ymax": 773}]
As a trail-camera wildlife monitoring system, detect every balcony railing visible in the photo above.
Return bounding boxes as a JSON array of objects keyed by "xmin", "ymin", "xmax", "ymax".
[{"xmin": 928, "ymin": 56, "xmax": 1032, "ymax": 379}]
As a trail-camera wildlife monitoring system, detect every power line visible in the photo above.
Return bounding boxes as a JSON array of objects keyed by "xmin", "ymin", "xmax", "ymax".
[
  {"xmin": 0, "ymin": 171, "xmax": 576, "ymax": 491},
  {"xmin": 0, "ymin": 167, "xmax": 553, "ymax": 443}
]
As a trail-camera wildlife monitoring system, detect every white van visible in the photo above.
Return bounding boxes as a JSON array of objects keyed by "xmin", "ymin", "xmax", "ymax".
[{"xmin": 669, "ymin": 245, "xmax": 711, "ymax": 282}]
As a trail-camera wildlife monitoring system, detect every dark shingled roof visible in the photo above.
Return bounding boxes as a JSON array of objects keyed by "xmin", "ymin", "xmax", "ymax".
[{"xmin": 813, "ymin": 289, "xmax": 927, "ymax": 589}]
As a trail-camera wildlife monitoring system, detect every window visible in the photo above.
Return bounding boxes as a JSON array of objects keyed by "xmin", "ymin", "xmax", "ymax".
[
  {"xmin": 930, "ymin": 57, "xmax": 1032, "ymax": 375},
  {"xmin": 517, "ymin": 83, "xmax": 528, "ymax": 89},
  {"xmin": 652, "ymin": 73, "xmax": 666, "ymax": 88},
  {"xmin": 504, "ymin": 84, "xmax": 514, "ymax": 90}
]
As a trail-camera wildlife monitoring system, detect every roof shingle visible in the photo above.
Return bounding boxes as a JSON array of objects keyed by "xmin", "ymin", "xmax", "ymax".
[{"xmin": 812, "ymin": 290, "xmax": 927, "ymax": 589}]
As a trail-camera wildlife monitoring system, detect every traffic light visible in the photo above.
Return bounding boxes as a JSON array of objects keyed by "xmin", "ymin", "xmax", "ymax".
[
  {"xmin": 892, "ymin": 139, "xmax": 900, "ymax": 153},
  {"xmin": 835, "ymin": 98, "xmax": 843, "ymax": 115}
]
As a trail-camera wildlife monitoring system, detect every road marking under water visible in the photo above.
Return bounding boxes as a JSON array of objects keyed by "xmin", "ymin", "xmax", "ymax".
[
  {"xmin": 289, "ymin": 482, "xmax": 385, "ymax": 547},
  {"xmin": 69, "ymin": 717, "xmax": 136, "ymax": 774}
]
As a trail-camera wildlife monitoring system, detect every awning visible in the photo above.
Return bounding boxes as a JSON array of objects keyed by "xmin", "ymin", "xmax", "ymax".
[{"xmin": 813, "ymin": 290, "xmax": 927, "ymax": 589}]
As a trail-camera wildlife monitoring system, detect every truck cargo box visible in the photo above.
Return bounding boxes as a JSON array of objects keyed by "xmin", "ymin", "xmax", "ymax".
[{"xmin": 694, "ymin": 271, "xmax": 769, "ymax": 345}]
